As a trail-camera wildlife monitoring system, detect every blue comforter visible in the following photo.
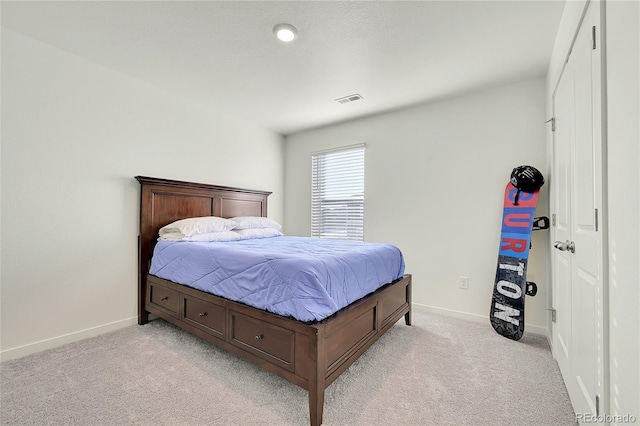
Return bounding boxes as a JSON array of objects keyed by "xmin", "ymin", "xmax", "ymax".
[{"xmin": 150, "ymin": 236, "xmax": 405, "ymax": 322}]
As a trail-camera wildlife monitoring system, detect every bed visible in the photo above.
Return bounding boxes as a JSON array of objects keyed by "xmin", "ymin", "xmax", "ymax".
[{"xmin": 136, "ymin": 176, "xmax": 412, "ymax": 426}]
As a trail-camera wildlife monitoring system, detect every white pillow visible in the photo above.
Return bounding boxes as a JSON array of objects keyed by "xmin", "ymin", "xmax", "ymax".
[
  {"xmin": 158, "ymin": 231, "xmax": 243, "ymax": 242},
  {"xmin": 235, "ymin": 228, "xmax": 283, "ymax": 239},
  {"xmin": 230, "ymin": 216, "xmax": 282, "ymax": 231},
  {"xmin": 159, "ymin": 216, "xmax": 239, "ymax": 237}
]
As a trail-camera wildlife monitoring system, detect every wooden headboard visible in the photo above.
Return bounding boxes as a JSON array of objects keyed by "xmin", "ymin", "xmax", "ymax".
[{"xmin": 135, "ymin": 176, "xmax": 271, "ymax": 324}]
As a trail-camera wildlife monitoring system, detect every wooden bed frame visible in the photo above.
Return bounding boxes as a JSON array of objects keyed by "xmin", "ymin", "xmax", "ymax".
[{"xmin": 136, "ymin": 176, "xmax": 412, "ymax": 426}]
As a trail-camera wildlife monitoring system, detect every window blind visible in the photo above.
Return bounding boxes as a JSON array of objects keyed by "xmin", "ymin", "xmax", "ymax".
[{"xmin": 311, "ymin": 145, "xmax": 365, "ymax": 241}]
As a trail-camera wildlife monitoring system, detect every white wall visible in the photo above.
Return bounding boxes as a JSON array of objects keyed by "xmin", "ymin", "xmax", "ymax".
[
  {"xmin": 284, "ymin": 78, "xmax": 550, "ymax": 333},
  {"xmin": 605, "ymin": 0, "xmax": 640, "ymax": 420},
  {"xmin": 0, "ymin": 29, "xmax": 284, "ymax": 359}
]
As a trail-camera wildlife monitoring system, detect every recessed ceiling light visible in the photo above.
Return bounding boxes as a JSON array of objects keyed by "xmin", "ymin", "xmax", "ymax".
[{"xmin": 273, "ymin": 23, "xmax": 298, "ymax": 42}]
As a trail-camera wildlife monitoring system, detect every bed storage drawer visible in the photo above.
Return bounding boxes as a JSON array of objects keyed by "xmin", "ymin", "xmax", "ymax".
[
  {"xmin": 229, "ymin": 311, "xmax": 295, "ymax": 371},
  {"xmin": 148, "ymin": 282, "xmax": 180, "ymax": 317},
  {"xmin": 183, "ymin": 296, "xmax": 225, "ymax": 339}
]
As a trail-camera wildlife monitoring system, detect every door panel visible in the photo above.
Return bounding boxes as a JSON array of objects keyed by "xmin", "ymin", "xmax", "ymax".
[
  {"xmin": 573, "ymin": 24, "xmax": 596, "ymax": 230},
  {"xmin": 574, "ymin": 268, "xmax": 597, "ymax": 413},
  {"xmin": 556, "ymin": 254, "xmax": 571, "ymax": 359},
  {"xmin": 553, "ymin": 47, "xmax": 574, "ymax": 373}
]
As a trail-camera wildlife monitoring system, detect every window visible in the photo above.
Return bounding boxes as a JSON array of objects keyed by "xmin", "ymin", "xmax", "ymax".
[{"xmin": 311, "ymin": 145, "xmax": 365, "ymax": 241}]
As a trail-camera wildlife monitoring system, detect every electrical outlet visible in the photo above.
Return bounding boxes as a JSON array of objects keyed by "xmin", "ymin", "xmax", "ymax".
[{"xmin": 459, "ymin": 276, "xmax": 469, "ymax": 289}]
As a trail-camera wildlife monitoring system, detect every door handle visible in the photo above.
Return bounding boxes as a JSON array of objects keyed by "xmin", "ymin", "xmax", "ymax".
[{"xmin": 553, "ymin": 240, "xmax": 575, "ymax": 253}]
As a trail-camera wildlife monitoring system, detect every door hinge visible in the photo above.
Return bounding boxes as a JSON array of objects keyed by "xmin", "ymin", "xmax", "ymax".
[
  {"xmin": 546, "ymin": 117, "xmax": 556, "ymax": 132},
  {"xmin": 596, "ymin": 395, "xmax": 600, "ymax": 416},
  {"xmin": 592, "ymin": 26, "xmax": 597, "ymax": 50},
  {"xmin": 547, "ymin": 308, "xmax": 557, "ymax": 323},
  {"xmin": 552, "ymin": 214, "xmax": 556, "ymax": 227},
  {"xmin": 595, "ymin": 208, "xmax": 598, "ymax": 232}
]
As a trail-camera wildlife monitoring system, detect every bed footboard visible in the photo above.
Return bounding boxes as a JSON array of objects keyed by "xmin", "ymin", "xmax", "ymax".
[
  {"xmin": 308, "ymin": 274, "xmax": 412, "ymax": 425},
  {"xmin": 144, "ymin": 273, "xmax": 411, "ymax": 426}
]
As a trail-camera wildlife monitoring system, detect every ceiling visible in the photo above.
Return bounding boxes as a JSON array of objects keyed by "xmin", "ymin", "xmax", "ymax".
[{"xmin": 1, "ymin": 1, "xmax": 565, "ymax": 135}]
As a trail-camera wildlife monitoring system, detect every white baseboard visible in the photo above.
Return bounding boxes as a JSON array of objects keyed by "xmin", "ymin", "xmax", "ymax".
[
  {"xmin": 413, "ymin": 303, "xmax": 548, "ymax": 337},
  {"xmin": 0, "ymin": 316, "xmax": 138, "ymax": 362}
]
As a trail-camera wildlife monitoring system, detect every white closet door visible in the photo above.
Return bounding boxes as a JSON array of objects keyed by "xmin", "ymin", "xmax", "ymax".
[{"xmin": 552, "ymin": 0, "xmax": 605, "ymax": 419}]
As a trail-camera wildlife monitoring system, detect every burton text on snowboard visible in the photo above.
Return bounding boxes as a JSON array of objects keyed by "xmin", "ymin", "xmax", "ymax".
[{"xmin": 490, "ymin": 182, "xmax": 540, "ymax": 340}]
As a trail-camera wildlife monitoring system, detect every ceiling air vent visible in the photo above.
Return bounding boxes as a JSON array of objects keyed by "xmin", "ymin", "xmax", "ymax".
[{"xmin": 335, "ymin": 93, "xmax": 364, "ymax": 104}]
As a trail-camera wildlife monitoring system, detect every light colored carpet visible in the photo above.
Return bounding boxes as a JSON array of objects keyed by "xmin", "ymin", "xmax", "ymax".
[{"xmin": 1, "ymin": 310, "xmax": 575, "ymax": 425}]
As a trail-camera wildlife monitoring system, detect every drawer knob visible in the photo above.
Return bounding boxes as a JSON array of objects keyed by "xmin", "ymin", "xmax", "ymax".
[
  {"xmin": 255, "ymin": 334, "xmax": 263, "ymax": 340},
  {"xmin": 160, "ymin": 296, "xmax": 168, "ymax": 302},
  {"xmin": 199, "ymin": 312, "xmax": 207, "ymax": 317}
]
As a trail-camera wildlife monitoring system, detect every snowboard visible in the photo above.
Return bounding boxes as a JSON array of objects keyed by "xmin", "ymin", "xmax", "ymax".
[{"xmin": 490, "ymin": 182, "xmax": 540, "ymax": 341}]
